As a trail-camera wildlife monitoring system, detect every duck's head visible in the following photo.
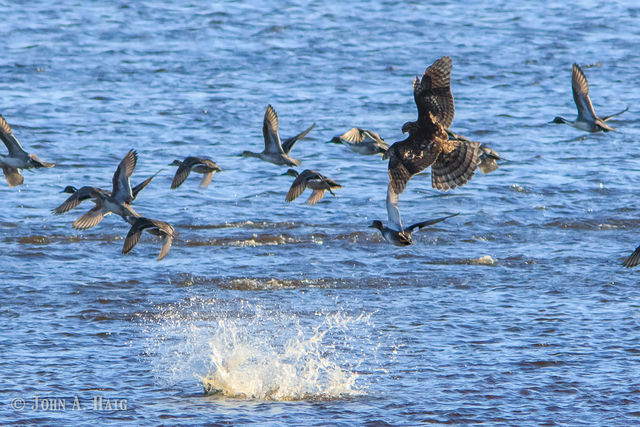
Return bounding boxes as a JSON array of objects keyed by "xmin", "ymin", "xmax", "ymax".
[
  {"xmin": 369, "ymin": 220, "xmax": 384, "ymax": 230},
  {"xmin": 61, "ymin": 185, "xmax": 77, "ymax": 194},
  {"xmin": 241, "ymin": 150, "xmax": 258, "ymax": 158},
  {"xmin": 169, "ymin": 159, "xmax": 182, "ymax": 166},
  {"xmin": 328, "ymin": 136, "xmax": 342, "ymax": 144},
  {"xmin": 282, "ymin": 169, "xmax": 299, "ymax": 177},
  {"xmin": 550, "ymin": 116, "xmax": 567, "ymax": 124}
]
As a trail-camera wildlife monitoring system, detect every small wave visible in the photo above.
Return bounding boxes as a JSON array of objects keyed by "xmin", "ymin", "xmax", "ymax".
[
  {"xmin": 184, "ymin": 233, "xmax": 298, "ymax": 247},
  {"xmin": 183, "ymin": 220, "xmax": 301, "ymax": 230},
  {"xmin": 423, "ymin": 255, "xmax": 497, "ymax": 266},
  {"xmin": 14, "ymin": 233, "xmax": 120, "ymax": 245},
  {"xmin": 220, "ymin": 277, "xmax": 332, "ymax": 290},
  {"xmin": 169, "ymin": 275, "xmax": 335, "ymax": 290},
  {"xmin": 544, "ymin": 218, "xmax": 639, "ymax": 230}
]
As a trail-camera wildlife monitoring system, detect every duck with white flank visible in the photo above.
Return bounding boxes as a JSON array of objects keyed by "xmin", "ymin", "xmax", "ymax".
[
  {"xmin": 0, "ymin": 115, "xmax": 55, "ymax": 186},
  {"xmin": 329, "ymin": 127, "xmax": 388, "ymax": 155},
  {"xmin": 551, "ymin": 63, "xmax": 628, "ymax": 132},
  {"xmin": 122, "ymin": 216, "xmax": 177, "ymax": 261},
  {"xmin": 285, "ymin": 169, "xmax": 342, "ymax": 206},
  {"xmin": 53, "ymin": 150, "xmax": 143, "ymax": 229},
  {"xmin": 394, "ymin": 56, "xmax": 500, "ymax": 192},
  {"xmin": 369, "ymin": 184, "xmax": 458, "ymax": 246},
  {"xmin": 170, "ymin": 156, "xmax": 221, "ymax": 189},
  {"xmin": 242, "ymin": 105, "xmax": 315, "ymax": 166}
]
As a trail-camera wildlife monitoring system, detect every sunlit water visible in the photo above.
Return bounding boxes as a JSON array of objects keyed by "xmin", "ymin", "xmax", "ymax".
[{"xmin": 2, "ymin": 0, "xmax": 640, "ymax": 424}]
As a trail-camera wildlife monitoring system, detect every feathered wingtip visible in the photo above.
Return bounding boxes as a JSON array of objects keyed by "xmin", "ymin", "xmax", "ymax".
[{"xmin": 622, "ymin": 246, "xmax": 640, "ymax": 268}]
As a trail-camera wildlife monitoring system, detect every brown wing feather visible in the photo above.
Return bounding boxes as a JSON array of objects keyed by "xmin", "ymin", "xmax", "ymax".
[
  {"xmin": 0, "ymin": 115, "xmax": 12, "ymax": 134},
  {"xmin": 2, "ymin": 166, "xmax": 23, "ymax": 187},
  {"xmin": 340, "ymin": 128, "xmax": 364, "ymax": 144},
  {"xmin": 431, "ymin": 140, "xmax": 481, "ymax": 191},
  {"xmin": 72, "ymin": 205, "xmax": 106, "ymax": 230},
  {"xmin": 157, "ymin": 235, "xmax": 173, "ymax": 261},
  {"xmin": 305, "ymin": 189, "xmax": 326, "ymax": 206},
  {"xmin": 387, "ymin": 114, "xmax": 447, "ymax": 195},
  {"xmin": 285, "ymin": 172, "xmax": 309, "ymax": 202},
  {"xmin": 199, "ymin": 172, "xmax": 213, "ymax": 188},
  {"xmin": 572, "ymin": 63, "xmax": 597, "ymax": 121},
  {"xmin": 53, "ymin": 187, "xmax": 100, "ymax": 214},
  {"xmin": 122, "ymin": 228, "xmax": 143, "ymax": 255},
  {"xmin": 414, "ymin": 56, "xmax": 455, "ymax": 128},
  {"xmin": 171, "ymin": 159, "xmax": 194, "ymax": 189},
  {"xmin": 201, "ymin": 159, "xmax": 221, "ymax": 171}
]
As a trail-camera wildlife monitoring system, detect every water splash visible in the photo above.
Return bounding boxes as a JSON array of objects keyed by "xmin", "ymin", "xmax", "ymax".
[{"xmin": 141, "ymin": 298, "xmax": 374, "ymax": 401}]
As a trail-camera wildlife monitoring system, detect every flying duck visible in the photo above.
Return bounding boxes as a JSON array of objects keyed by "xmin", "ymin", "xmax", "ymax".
[
  {"xmin": 551, "ymin": 63, "xmax": 628, "ymax": 132},
  {"xmin": 369, "ymin": 184, "xmax": 458, "ymax": 246},
  {"xmin": 241, "ymin": 105, "xmax": 315, "ymax": 166},
  {"xmin": 0, "ymin": 114, "xmax": 55, "ymax": 186},
  {"xmin": 122, "ymin": 216, "xmax": 177, "ymax": 261},
  {"xmin": 284, "ymin": 169, "xmax": 342, "ymax": 205},
  {"xmin": 329, "ymin": 127, "xmax": 388, "ymax": 155},
  {"xmin": 170, "ymin": 156, "xmax": 221, "ymax": 189},
  {"xmin": 58, "ymin": 168, "xmax": 160, "ymax": 206},
  {"xmin": 53, "ymin": 150, "xmax": 143, "ymax": 229}
]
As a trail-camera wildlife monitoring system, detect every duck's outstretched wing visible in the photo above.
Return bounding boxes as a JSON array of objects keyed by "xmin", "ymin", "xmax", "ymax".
[
  {"xmin": 0, "ymin": 115, "xmax": 27, "ymax": 157},
  {"xmin": 285, "ymin": 169, "xmax": 314, "ymax": 202},
  {"xmin": 385, "ymin": 183, "xmax": 403, "ymax": 231},
  {"xmin": 572, "ymin": 63, "xmax": 598, "ymax": 123},
  {"xmin": 338, "ymin": 128, "xmax": 365, "ymax": 144},
  {"xmin": 623, "ymin": 245, "xmax": 640, "ymax": 268},
  {"xmin": 199, "ymin": 172, "xmax": 213, "ymax": 188},
  {"xmin": 602, "ymin": 106, "xmax": 629, "ymax": 122},
  {"xmin": 282, "ymin": 123, "xmax": 315, "ymax": 154},
  {"xmin": 157, "ymin": 231, "xmax": 174, "ymax": 261},
  {"xmin": 112, "ymin": 149, "xmax": 137, "ymax": 203},
  {"xmin": 2, "ymin": 166, "xmax": 23, "ymax": 187},
  {"xmin": 171, "ymin": 157, "xmax": 198, "ymax": 189},
  {"xmin": 123, "ymin": 217, "xmax": 175, "ymax": 261},
  {"xmin": 73, "ymin": 204, "xmax": 106, "ymax": 230},
  {"xmin": 405, "ymin": 213, "xmax": 459, "ymax": 233},
  {"xmin": 122, "ymin": 219, "xmax": 145, "ymax": 255},
  {"xmin": 305, "ymin": 189, "xmax": 326, "ymax": 206},
  {"xmin": 133, "ymin": 169, "xmax": 162, "ymax": 200},
  {"xmin": 262, "ymin": 105, "xmax": 285, "ymax": 154},
  {"xmin": 53, "ymin": 187, "xmax": 102, "ymax": 214}
]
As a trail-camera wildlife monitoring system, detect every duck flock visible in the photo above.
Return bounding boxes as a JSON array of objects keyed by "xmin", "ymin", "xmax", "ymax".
[{"xmin": 1, "ymin": 56, "xmax": 636, "ymax": 266}]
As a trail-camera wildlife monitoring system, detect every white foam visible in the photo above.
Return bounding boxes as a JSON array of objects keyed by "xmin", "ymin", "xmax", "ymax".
[{"xmin": 142, "ymin": 298, "xmax": 373, "ymax": 401}]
